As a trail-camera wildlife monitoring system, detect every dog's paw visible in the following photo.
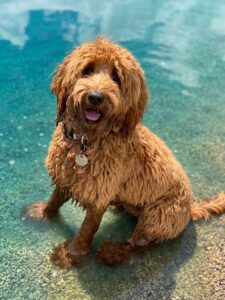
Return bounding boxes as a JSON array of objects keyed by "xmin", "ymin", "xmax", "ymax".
[
  {"xmin": 97, "ymin": 240, "xmax": 132, "ymax": 266},
  {"xmin": 25, "ymin": 202, "xmax": 50, "ymax": 221},
  {"xmin": 51, "ymin": 241, "xmax": 85, "ymax": 269}
]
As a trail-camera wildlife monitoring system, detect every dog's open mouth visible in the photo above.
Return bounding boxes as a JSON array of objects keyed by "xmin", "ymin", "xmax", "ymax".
[{"xmin": 85, "ymin": 109, "xmax": 102, "ymax": 124}]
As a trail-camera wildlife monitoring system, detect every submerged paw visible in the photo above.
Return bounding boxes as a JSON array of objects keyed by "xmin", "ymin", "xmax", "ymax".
[
  {"xmin": 51, "ymin": 241, "xmax": 85, "ymax": 269},
  {"xmin": 97, "ymin": 240, "xmax": 132, "ymax": 266},
  {"xmin": 25, "ymin": 202, "xmax": 49, "ymax": 221}
]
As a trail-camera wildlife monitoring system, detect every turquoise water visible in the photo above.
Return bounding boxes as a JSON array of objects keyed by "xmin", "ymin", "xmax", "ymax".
[{"xmin": 0, "ymin": 1, "xmax": 225, "ymax": 299}]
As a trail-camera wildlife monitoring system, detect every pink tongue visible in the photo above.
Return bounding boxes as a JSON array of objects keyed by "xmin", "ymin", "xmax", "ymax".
[{"xmin": 85, "ymin": 110, "xmax": 101, "ymax": 121}]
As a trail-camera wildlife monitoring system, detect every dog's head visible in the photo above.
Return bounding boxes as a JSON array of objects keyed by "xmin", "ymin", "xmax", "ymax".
[{"xmin": 51, "ymin": 37, "xmax": 148, "ymax": 137}]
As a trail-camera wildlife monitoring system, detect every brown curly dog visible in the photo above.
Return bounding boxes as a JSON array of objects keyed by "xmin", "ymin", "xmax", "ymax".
[{"xmin": 27, "ymin": 37, "xmax": 225, "ymax": 268}]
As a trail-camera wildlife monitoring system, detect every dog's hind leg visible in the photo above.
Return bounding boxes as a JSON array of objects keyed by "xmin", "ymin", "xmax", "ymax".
[
  {"xmin": 97, "ymin": 193, "xmax": 191, "ymax": 266},
  {"xmin": 26, "ymin": 185, "xmax": 69, "ymax": 220},
  {"xmin": 109, "ymin": 203, "xmax": 141, "ymax": 217},
  {"xmin": 128, "ymin": 195, "xmax": 191, "ymax": 246}
]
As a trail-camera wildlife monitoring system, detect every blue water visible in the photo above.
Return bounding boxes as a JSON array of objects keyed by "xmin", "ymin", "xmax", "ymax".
[{"xmin": 0, "ymin": 1, "xmax": 225, "ymax": 299}]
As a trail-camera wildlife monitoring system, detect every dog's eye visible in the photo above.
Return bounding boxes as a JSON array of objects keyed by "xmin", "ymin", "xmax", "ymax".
[
  {"xmin": 112, "ymin": 70, "xmax": 120, "ymax": 86},
  {"xmin": 82, "ymin": 65, "xmax": 94, "ymax": 76}
]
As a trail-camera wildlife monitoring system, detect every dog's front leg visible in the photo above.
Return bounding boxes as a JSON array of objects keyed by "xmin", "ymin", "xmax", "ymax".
[
  {"xmin": 51, "ymin": 205, "xmax": 106, "ymax": 268},
  {"xmin": 26, "ymin": 185, "xmax": 69, "ymax": 220}
]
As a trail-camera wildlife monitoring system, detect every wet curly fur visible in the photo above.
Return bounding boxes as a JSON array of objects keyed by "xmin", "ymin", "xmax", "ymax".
[{"xmin": 27, "ymin": 37, "xmax": 225, "ymax": 268}]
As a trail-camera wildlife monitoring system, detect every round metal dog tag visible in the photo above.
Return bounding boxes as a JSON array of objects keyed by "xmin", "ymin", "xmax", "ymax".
[{"xmin": 75, "ymin": 154, "xmax": 88, "ymax": 167}]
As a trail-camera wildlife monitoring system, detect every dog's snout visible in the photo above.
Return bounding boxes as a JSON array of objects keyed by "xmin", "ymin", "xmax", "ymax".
[{"xmin": 87, "ymin": 91, "xmax": 104, "ymax": 106}]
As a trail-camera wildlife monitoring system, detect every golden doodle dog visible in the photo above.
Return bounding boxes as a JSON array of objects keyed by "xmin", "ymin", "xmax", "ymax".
[{"xmin": 27, "ymin": 37, "xmax": 225, "ymax": 268}]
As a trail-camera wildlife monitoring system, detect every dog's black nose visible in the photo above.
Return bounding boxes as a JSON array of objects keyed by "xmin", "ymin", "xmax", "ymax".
[{"xmin": 87, "ymin": 91, "xmax": 104, "ymax": 106}]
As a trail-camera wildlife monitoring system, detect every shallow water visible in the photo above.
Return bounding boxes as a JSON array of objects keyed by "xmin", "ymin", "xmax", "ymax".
[{"xmin": 0, "ymin": 0, "xmax": 225, "ymax": 299}]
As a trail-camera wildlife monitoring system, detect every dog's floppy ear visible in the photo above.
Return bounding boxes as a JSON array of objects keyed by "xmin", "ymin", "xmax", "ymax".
[
  {"xmin": 51, "ymin": 52, "xmax": 81, "ymax": 125},
  {"xmin": 122, "ymin": 68, "xmax": 148, "ymax": 137},
  {"xmin": 51, "ymin": 55, "xmax": 71, "ymax": 125}
]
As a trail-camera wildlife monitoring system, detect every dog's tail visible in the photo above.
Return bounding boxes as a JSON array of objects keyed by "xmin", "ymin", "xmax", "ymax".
[{"xmin": 191, "ymin": 192, "xmax": 225, "ymax": 221}]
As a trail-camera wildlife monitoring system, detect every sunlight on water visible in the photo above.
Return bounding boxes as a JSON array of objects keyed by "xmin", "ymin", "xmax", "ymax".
[{"xmin": 0, "ymin": 0, "xmax": 225, "ymax": 299}]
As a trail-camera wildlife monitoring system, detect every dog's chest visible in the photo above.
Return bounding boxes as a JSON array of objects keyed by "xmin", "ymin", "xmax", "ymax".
[
  {"xmin": 45, "ymin": 130, "xmax": 109, "ymax": 204},
  {"xmin": 46, "ymin": 136, "xmax": 90, "ymax": 185},
  {"xmin": 45, "ymin": 127, "xmax": 129, "ymax": 206}
]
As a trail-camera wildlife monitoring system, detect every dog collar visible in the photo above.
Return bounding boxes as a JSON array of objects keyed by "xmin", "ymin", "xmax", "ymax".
[
  {"xmin": 62, "ymin": 122, "xmax": 83, "ymax": 141},
  {"xmin": 62, "ymin": 122, "xmax": 88, "ymax": 166}
]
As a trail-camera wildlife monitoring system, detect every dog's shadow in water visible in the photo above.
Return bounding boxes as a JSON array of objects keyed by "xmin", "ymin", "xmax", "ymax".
[
  {"xmin": 71, "ymin": 209, "xmax": 197, "ymax": 300},
  {"xmin": 24, "ymin": 206, "xmax": 197, "ymax": 299}
]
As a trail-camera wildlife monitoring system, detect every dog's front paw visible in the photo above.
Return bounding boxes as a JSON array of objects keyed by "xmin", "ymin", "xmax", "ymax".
[
  {"xmin": 51, "ymin": 242, "xmax": 86, "ymax": 269},
  {"xmin": 25, "ymin": 202, "xmax": 50, "ymax": 221},
  {"xmin": 97, "ymin": 240, "xmax": 132, "ymax": 266}
]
